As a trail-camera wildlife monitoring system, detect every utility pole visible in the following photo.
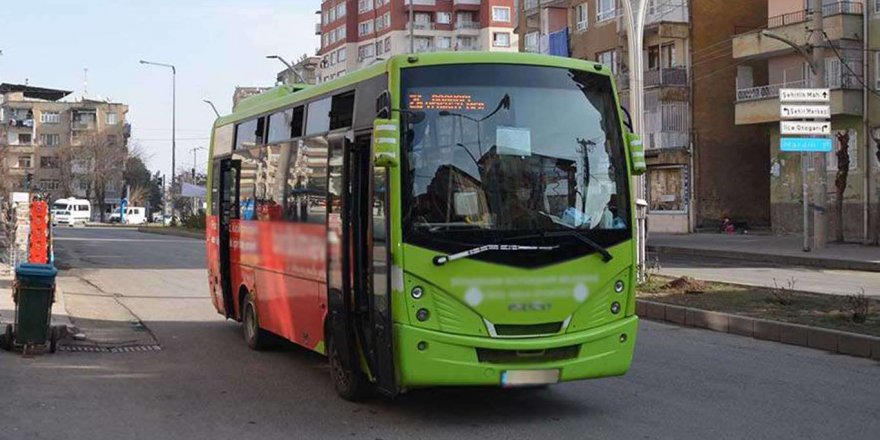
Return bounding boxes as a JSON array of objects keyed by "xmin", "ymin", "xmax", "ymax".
[
  {"xmin": 408, "ymin": 0, "xmax": 415, "ymax": 53},
  {"xmin": 810, "ymin": 0, "xmax": 828, "ymax": 249}
]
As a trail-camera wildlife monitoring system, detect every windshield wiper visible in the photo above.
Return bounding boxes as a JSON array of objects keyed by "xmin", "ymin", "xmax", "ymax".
[
  {"xmin": 543, "ymin": 230, "xmax": 613, "ymax": 263},
  {"xmin": 537, "ymin": 211, "xmax": 613, "ymax": 263},
  {"xmin": 433, "ymin": 244, "xmax": 558, "ymax": 266}
]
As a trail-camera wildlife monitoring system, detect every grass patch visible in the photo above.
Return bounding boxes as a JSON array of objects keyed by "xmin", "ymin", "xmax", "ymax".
[{"xmin": 638, "ymin": 275, "xmax": 880, "ymax": 337}]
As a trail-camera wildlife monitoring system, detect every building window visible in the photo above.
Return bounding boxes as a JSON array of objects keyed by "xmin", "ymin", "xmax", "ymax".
[
  {"xmin": 596, "ymin": 0, "xmax": 616, "ymax": 22},
  {"xmin": 648, "ymin": 166, "xmax": 687, "ymax": 212},
  {"xmin": 492, "ymin": 32, "xmax": 511, "ymax": 48},
  {"xmin": 875, "ymin": 0, "xmax": 880, "ymax": 14},
  {"xmin": 359, "ymin": 19, "xmax": 374, "ymax": 36},
  {"xmin": 376, "ymin": 12, "xmax": 391, "ymax": 31},
  {"xmin": 338, "ymin": 47, "xmax": 347, "ymax": 63},
  {"xmin": 329, "ymin": 7, "xmax": 336, "ymax": 22},
  {"xmin": 322, "ymin": 33, "xmax": 329, "ymax": 47},
  {"xmin": 525, "ymin": 32, "xmax": 539, "ymax": 53},
  {"xmin": 437, "ymin": 12, "xmax": 451, "ymax": 24},
  {"xmin": 40, "ymin": 111, "xmax": 61, "ymax": 123},
  {"xmin": 40, "ymin": 133, "xmax": 61, "ymax": 146},
  {"xmin": 575, "ymin": 4, "xmax": 589, "ymax": 31},
  {"xmin": 492, "ymin": 6, "xmax": 511, "ymax": 22},
  {"xmin": 597, "ymin": 49, "xmax": 617, "ymax": 73},
  {"xmin": 40, "ymin": 156, "xmax": 60, "ymax": 169},
  {"xmin": 358, "ymin": 0, "xmax": 373, "ymax": 13},
  {"xmin": 385, "ymin": 37, "xmax": 391, "ymax": 52},
  {"xmin": 336, "ymin": 26, "xmax": 346, "ymax": 41},
  {"xmin": 436, "ymin": 36, "xmax": 452, "ymax": 51},
  {"xmin": 412, "ymin": 36, "xmax": 433, "ymax": 53},
  {"xmin": 106, "ymin": 112, "xmax": 118, "ymax": 125},
  {"xmin": 336, "ymin": 2, "xmax": 346, "ymax": 18},
  {"xmin": 876, "ymin": 51, "xmax": 880, "ymax": 90},
  {"xmin": 17, "ymin": 155, "xmax": 32, "ymax": 169},
  {"xmin": 18, "ymin": 133, "xmax": 32, "ymax": 145},
  {"xmin": 358, "ymin": 43, "xmax": 376, "ymax": 61},
  {"xmin": 40, "ymin": 180, "xmax": 60, "ymax": 191},
  {"xmin": 457, "ymin": 36, "xmax": 477, "ymax": 51}
]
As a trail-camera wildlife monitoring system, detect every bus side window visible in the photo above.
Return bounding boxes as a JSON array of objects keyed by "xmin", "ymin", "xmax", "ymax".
[
  {"xmin": 211, "ymin": 160, "xmax": 221, "ymax": 216},
  {"xmin": 330, "ymin": 91, "xmax": 355, "ymax": 130},
  {"xmin": 285, "ymin": 137, "xmax": 328, "ymax": 224}
]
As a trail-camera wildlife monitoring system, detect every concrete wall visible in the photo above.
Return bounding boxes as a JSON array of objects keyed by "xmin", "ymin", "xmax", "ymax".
[{"xmin": 693, "ymin": 0, "xmax": 772, "ymax": 228}]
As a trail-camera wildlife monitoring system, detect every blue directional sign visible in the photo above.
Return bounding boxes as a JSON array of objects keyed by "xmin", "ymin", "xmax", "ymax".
[{"xmin": 780, "ymin": 137, "xmax": 832, "ymax": 153}]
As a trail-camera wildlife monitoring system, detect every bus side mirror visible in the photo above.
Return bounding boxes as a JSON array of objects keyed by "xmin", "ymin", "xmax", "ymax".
[
  {"xmin": 373, "ymin": 118, "xmax": 399, "ymax": 168},
  {"xmin": 628, "ymin": 132, "xmax": 646, "ymax": 175}
]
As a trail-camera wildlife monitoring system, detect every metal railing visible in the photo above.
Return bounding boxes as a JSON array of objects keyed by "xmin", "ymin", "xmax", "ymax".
[
  {"xmin": 644, "ymin": 67, "xmax": 689, "ymax": 87},
  {"xmin": 766, "ymin": 2, "xmax": 862, "ymax": 29},
  {"xmin": 454, "ymin": 21, "xmax": 479, "ymax": 30},
  {"xmin": 736, "ymin": 79, "xmax": 809, "ymax": 102}
]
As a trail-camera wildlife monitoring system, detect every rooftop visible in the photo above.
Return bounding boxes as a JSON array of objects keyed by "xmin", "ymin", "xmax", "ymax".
[{"xmin": 0, "ymin": 83, "xmax": 72, "ymax": 101}]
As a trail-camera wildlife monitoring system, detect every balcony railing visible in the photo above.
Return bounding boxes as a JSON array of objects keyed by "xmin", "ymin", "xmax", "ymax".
[
  {"xmin": 454, "ymin": 21, "xmax": 479, "ymax": 30},
  {"xmin": 736, "ymin": 72, "xmax": 861, "ymax": 102},
  {"xmin": 737, "ymin": 79, "xmax": 809, "ymax": 102},
  {"xmin": 766, "ymin": 1, "xmax": 862, "ymax": 29},
  {"xmin": 644, "ymin": 67, "xmax": 689, "ymax": 87},
  {"xmin": 406, "ymin": 22, "xmax": 435, "ymax": 31}
]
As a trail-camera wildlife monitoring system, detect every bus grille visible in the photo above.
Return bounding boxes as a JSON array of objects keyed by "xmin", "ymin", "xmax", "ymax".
[
  {"xmin": 476, "ymin": 345, "xmax": 580, "ymax": 364},
  {"xmin": 493, "ymin": 322, "xmax": 563, "ymax": 336}
]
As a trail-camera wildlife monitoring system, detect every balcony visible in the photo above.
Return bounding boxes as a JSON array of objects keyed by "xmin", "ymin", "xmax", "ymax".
[
  {"xmin": 644, "ymin": 102, "xmax": 691, "ymax": 150},
  {"xmin": 406, "ymin": 22, "xmax": 435, "ymax": 31},
  {"xmin": 734, "ymin": 75, "xmax": 863, "ymax": 125},
  {"xmin": 405, "ymin": 0, "xmax": 437, "ymax": 7},
  {"xmin": 453, "ymin": 0, "xmax": 480, "ymax": 6},
  {"xmin": 454, "ymin": 21, "xmax": 479, "ymax": 30},
  {"xmin": 615, "ymin": 67, "xmax": 689, "ymax": 90},
  {"xmin": 732, "ymin": 2, "xmax": 863, "ymax": 60}
]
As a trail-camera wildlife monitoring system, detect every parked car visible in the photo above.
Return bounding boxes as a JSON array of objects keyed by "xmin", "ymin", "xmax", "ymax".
[
  {"xmin": 52, "ymin": 198, "xmax": 91, "ymax": 227},
  {"xmin": 108, "ymin": 207, "xmax": 148, "ymax": 225}
]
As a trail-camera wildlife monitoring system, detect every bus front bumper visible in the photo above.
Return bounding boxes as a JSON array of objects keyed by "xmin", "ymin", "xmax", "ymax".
[{"xmin": 395, "ymin": 316, "xmax": 638, "ymax": 388}]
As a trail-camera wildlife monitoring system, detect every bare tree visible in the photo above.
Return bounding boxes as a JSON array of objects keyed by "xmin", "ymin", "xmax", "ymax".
[
  {"xmin": 59, "ymin": 128, "xmax": 127, "ymax": 221},
  {"xmin": 834, "ymin": 131, "xmax": 850, "ymax": 243}
]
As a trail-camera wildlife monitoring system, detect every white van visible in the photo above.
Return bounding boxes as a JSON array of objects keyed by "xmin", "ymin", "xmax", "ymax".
[
  {"xmin": 52, "ymin": 198, "xmax": 92, "ymax": 227},
  {"xmin": 109, "ymin": 207, "xmax": 147, "ymax": 225}
]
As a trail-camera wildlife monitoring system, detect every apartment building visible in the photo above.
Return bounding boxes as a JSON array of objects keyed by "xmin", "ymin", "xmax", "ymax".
[
  {"xmin": 0, "ymin": 83, "xmax": 130, "ymax": 208},
  {"xmin": 316, "ymin": 0, "xmax": 518, "ymax": 82},
  {"xmin": 732, "ymin": 0, "xmax": 878, "ymax": 239}
]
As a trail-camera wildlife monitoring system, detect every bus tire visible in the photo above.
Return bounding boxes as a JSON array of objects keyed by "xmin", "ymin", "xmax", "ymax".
[
  {"xmin": 242, "ymin": 292, "xmax": 271, "ymax": 351},
  {"xmin": 327, "ymin": 335, "xmax": 370, "ymax": 401}
]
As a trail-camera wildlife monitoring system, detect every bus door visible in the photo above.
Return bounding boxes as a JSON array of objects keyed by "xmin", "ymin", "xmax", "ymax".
[
  {"xmin": 348, "ymin": 134, "xmax": 396, "ymax": 395},
  {"xmin": 218, "ymin": 158, "xmax": 240, "ymax": 319}
]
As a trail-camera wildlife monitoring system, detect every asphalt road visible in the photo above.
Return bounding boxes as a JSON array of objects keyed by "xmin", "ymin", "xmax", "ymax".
[{"xmin": 1, "ymin": 227, "xmax": 878, "ymax": 440}]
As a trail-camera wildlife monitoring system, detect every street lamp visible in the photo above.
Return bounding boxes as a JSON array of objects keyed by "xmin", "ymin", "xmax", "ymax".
[
  {"xmin": 139, "ymin": 59, "xmax": 177, "ymax": 219},
  {"xmin": 203, "ymin": 99, "xmax": 221, "ymax": 118},
  {"xmin": 266, "ymin": 55, "xmax": 307, "ymax": 84},
  {"xmin": 190, "ymin": 146, "xmax": 205, "ymax": 179}
]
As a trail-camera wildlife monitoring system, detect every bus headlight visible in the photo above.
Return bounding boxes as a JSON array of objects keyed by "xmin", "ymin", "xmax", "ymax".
[
  {"xmin": 411, "ymin": 286, "xmax": 424, "ymax": 299},
  {"xmin": 614, "ymin": 280, "xmax": 625, "ymax": 293},
  {"xmin": 416, "ymin": 308, "xmax": 430, "ymax": 322},
  {"xmin": 610, "ymin": 302, "xmax": 621, "ymax": 315}
]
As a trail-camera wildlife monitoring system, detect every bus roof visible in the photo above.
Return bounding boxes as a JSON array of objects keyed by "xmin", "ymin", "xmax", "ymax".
[{"xmin": 212, "ymin": 52, "xmax": 611, "ymax": 129}]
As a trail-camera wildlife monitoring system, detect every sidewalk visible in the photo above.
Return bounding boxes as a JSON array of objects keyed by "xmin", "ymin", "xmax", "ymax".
[{"xmin": 648, "ymin": 233, "xmax": 880, "ymax": 272}]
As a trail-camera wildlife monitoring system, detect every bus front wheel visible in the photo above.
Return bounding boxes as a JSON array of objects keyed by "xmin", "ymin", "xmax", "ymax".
[{"xmin": 327, "ymin": 336, "xmax": 370, "ymax": 401}]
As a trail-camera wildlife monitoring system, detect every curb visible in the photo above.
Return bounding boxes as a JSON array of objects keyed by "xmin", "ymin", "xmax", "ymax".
[
  {"xmin": 136, "ymin": 227, "xmax": 204, "ymax": 240},
  {"xmin": 636, "ymin": 299, "xmax": 880, "ymax": 361},
  {"xmin": 648, "ymin": 245, "xmax": 880, "ymax": 273}
]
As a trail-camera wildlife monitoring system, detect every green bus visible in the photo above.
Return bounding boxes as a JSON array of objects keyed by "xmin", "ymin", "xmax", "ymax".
[{"xmin": 205, "ymin": 52, "xmax": 645, "ymax": 400}]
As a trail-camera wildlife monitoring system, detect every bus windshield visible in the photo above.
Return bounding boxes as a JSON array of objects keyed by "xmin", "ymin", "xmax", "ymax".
[{"xmin": 401, "ymin": 64, "xmax": 630, "ymax": 259}]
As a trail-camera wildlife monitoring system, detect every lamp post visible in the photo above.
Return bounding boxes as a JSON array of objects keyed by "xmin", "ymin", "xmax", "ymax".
[
  {"xmin": 189, "ymin": 146, "xmax": 206, "ymax": 214},
  {"xmin": 621, "ymin": 0, "xmax": 650, "ymax": 279},
  {"xmin": 203, "ymin": 99, "xmax": 221, "ymax": 118},
  {"xmin": 139, "ymin": 59, "xmax": 177, "ymax": 219},
  {"xmin": 266, "ymin": 55, "xmax": 307, "ymax": 84}
]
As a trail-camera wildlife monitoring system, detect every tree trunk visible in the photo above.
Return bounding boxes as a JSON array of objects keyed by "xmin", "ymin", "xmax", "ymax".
[{"xmin": 834, "ymin": 132, "xmax": 850, "ymax": 243}]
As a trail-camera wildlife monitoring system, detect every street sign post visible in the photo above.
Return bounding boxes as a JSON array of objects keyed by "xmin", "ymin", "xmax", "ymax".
[
  {"xmin": 780, "ymin": 137, "xmax": 833, "ymax": 152},
  {"xmin": 780, "ymin": 104, "xmax": 831, "ymax": 119},
  {"xmin": 779, "ymin": 88, "xmax": 831, "ymax": 103},
  {"xmin": 779, "ymin": 88, "xmax": 831, "ymax": 253},
  {"xmin": 780, "ymin": 121, "xmax": 831, "ymax": 136}
]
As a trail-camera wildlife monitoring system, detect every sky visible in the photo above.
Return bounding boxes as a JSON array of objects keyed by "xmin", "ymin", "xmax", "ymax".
[{"xmin": 0, "ymin": 0, "xmax": 320, "ymax": 177}]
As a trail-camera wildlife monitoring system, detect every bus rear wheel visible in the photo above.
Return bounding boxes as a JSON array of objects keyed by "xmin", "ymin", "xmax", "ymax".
[
  {"xmin": 242, "ymin": 292, "xmax": 271, "ymax": 351},
  {"xmin": 327, "ymin": 336, "xmax": 370, "ymax": 401}
]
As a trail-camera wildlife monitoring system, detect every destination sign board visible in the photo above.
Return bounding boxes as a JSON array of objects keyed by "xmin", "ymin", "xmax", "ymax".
[
  {"xmin": 779, "ymin": 88, "xmax": 831, "ymax": 103},
  {"xmin": 780, "ymin": 121, "xmax": 831, "ymax": 136},
  {"xmin": 780, "ymin": 137, "xmax": 833, "ymax": 153},
  {"xmin": 780, "ymin": 105, "xmax": 830, "ymax": 119}
]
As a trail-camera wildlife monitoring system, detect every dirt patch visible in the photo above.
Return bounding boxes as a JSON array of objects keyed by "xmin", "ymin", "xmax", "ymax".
[{"xmin": 639, "ymin": 275, "xmax": 880, "ymax": 337}]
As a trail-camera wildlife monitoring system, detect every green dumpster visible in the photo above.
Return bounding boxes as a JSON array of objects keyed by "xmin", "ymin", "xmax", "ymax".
[{"xmin": 1, "ymin": 263, "xmax": 60, "ymax": 353}]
